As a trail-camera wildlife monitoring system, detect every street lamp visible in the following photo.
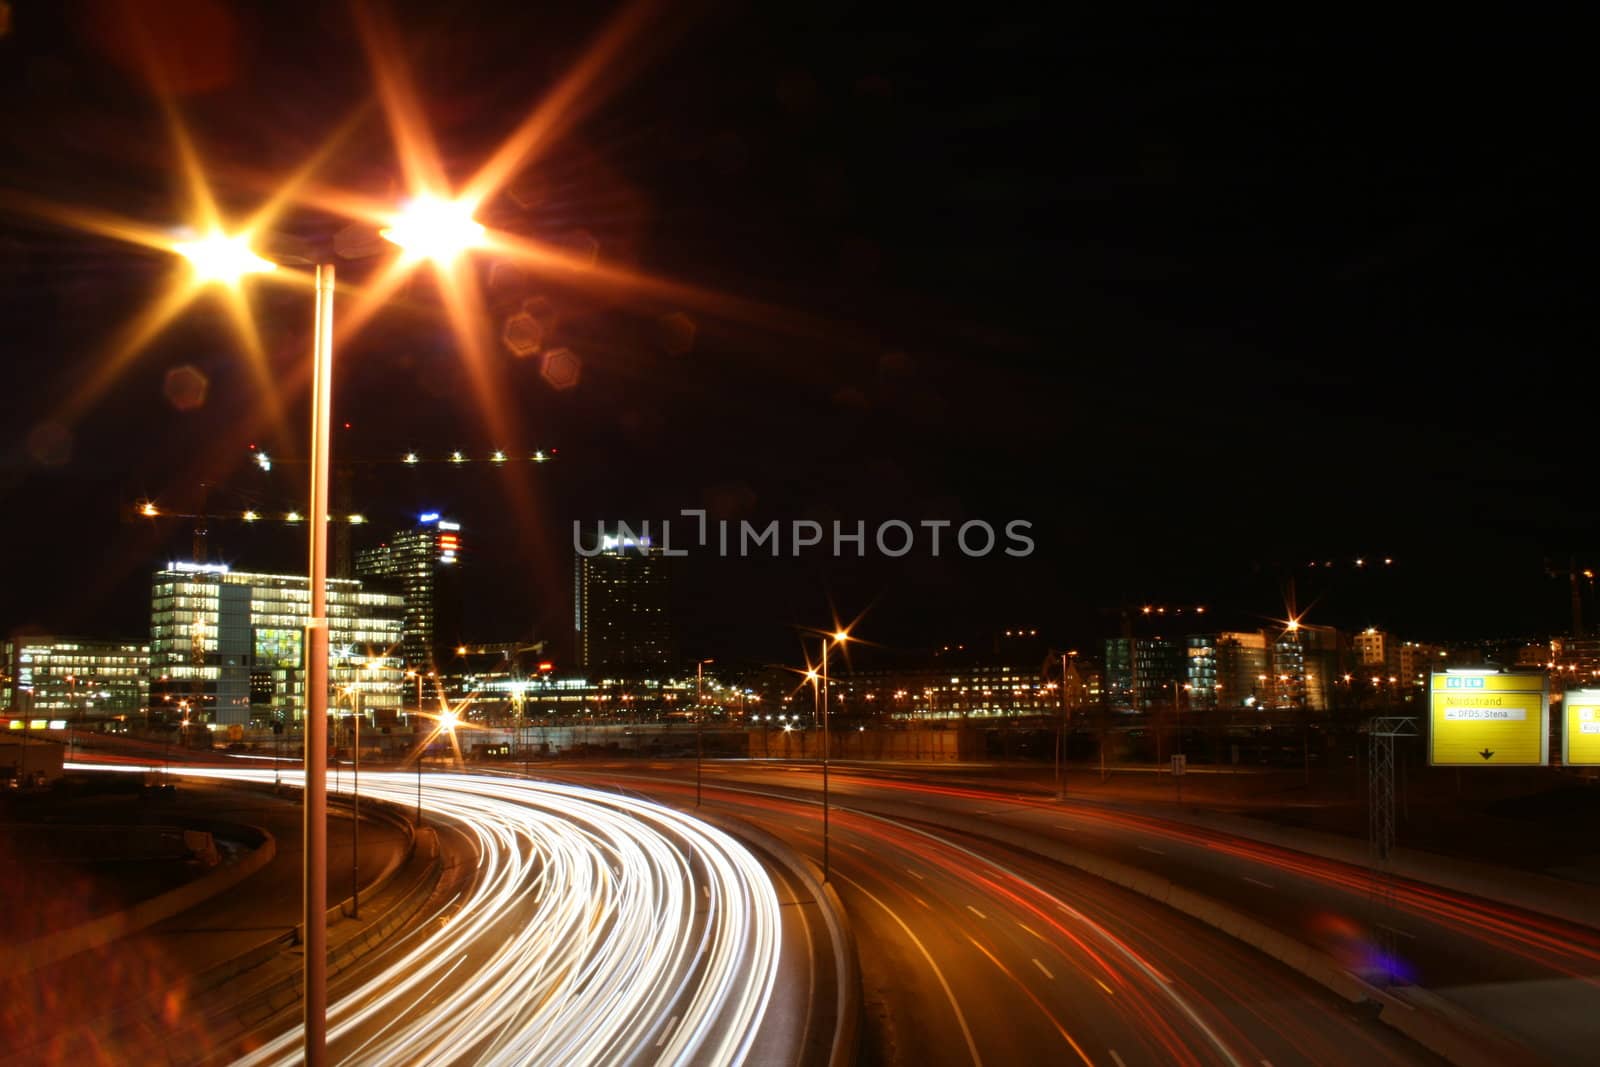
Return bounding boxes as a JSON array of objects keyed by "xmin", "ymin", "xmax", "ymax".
[
  {"xmin": 419, "ymin": 706, "xmax": 461, "ymax": 826},
  {"xmin": 695, "ymin": 659, "xmax": 714, "ymax": 806},
  {"xmin": 819, "ymin": 628, "xmax": 850, "ymax": 883},
  {"xmin": 171, "ymin": 198, "xmax": 483, "ymax": 1067},
  {"xmin": 65, "ymin": 674, "xmax": 76, "ymax": 759},
  {"xmin": 1051, "ymin": 651, "xmax": 1077, "ymax": 801},
  {"xmin": 348, "ymin": 658, "xmax": 375, "ymax": 920}
]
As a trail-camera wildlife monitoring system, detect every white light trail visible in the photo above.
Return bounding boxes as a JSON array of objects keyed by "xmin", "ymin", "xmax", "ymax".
[{"xmin": 150, "ymin": 768, "xmax": 781, "ymax": 1066}]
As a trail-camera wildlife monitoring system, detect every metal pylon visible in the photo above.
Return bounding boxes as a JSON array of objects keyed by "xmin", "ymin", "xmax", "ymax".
[{"xmin": 1367, "ymin": 715, "xmax": 1417, "ymax": 983}]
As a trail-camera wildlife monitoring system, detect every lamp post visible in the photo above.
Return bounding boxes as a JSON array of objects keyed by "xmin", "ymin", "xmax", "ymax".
[
  {"xmin": 1176, "ymin": 683, "xmax": 1191, "ymax": 803},
  {"xmin": 348, "ymin": 661, "xmax": 372, "ymax": 920},
  {"xmin": 820, "ymin": 629, "xmax": 849, "ymax": 883},
  {"xmin": 695, "ymin": 658, "xmax": 714, "ymax": 807},
  {"xmin": 1052, "ymin": 652, "xmax": 1075, "ymax": 801},
  {"xmin": 170, "ymin": 199, "xmax": 483, "ymax": 1067},
  {"xmin": 420, "ymin": 707, "xmax": 459, "ymax": 827},
  {"xmin": 66, "ymin": 674, "xmax": 76, "ymax": 759}
]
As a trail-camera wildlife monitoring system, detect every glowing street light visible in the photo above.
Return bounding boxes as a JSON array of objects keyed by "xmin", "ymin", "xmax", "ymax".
[
  {"xmin": 418, "ymin": 705, "xmax": 462, "ymax": 829},
  {"xmin": 816, "ymin": 626, "xmax": 850, "ymax": 882},
  {"xmin": 380, "ymin": 195, "xmax": 485, "ymax": 264},
  {"xmin": 171, "ymin": 230, "xmax": 277, "ymax": 286}
]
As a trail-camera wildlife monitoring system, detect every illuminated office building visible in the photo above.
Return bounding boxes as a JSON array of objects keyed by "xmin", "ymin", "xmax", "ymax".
[
  {"xmin": 2, "ymin": 636, "xmax": 149, "ymax": 722},
  {"xmin": 356, "ymin": 513, "xmax": 465, "ymax": 672},
  {"xmin": 1185, "ymin": 631, "xmax": 1271, "ymax": 708},
  {"xmin": 149, "ymin": 562, "xmax": 403, "ymax": 726}
]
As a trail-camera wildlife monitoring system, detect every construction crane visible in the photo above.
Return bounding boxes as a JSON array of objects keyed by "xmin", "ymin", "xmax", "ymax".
[{"xmin": 247, "ymin": 446, "xmax": 560, "ymax": 469}]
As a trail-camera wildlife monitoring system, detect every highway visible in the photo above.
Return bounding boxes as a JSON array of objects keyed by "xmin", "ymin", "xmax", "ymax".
[
  {"xmin": 126, "ymin": 767, "xmax": 791, "ymax": 1067},
  {"xmin": 552, "ymin": 764, "xmax": 1450, "ymax": 1067}
]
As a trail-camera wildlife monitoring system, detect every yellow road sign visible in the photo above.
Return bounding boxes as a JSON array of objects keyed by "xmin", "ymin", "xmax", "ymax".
[
  {"xmin": 1562, "ymin": 690, "xmax": 1600, "ymax": 766},
  {"xmin": 1428, "ymin": 672, "xmax": 1548, "ymax": 766}
]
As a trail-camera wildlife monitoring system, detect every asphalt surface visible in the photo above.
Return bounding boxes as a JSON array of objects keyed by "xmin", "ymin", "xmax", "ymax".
[
  {"xmin": 206, "ymin": 770, "xmax": 815, "ymax": 1067},
  {"xmin": 550, "ymin": 762, "xmax": 1456, "ymax": 1067}
]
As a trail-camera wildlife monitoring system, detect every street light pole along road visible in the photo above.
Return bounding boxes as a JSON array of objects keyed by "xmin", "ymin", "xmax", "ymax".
[
  {"xmin": 695, "ymin": 658, "xmax": 714, "ymax": 807},
  {"xmin": 173, "ymin": 201, "xmax": 484, "ymax": 1067},
  {"xmin": 819, "ymin": 629, "xmax": 848, "ymax": 883}
]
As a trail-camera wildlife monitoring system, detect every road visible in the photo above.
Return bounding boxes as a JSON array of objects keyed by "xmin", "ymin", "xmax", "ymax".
[
  {"xmin": 550, "ymin": 763, "xmax": 1452, "ymax": 1067},
  {"xmin": 163, "ymin": 767, "xmax": 796, "ymax": 1067}
]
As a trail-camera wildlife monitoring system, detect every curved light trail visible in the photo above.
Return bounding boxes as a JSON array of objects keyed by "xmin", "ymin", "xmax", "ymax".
[{"xmin": 165, "ymin": 768, "xmax": 782, "ymax": 1067}]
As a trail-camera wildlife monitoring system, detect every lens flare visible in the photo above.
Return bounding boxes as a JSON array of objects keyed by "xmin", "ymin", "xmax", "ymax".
[
  {"xmin": 171, "ymin": 231, "xmax": 276, "ymax": 285},
  {"xmin": 379, "ymin": 195, "xmax": 486, "ymax": 264}
]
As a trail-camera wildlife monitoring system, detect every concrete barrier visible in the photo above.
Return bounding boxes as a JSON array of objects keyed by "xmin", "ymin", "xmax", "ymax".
[
  {"xmin": 14, "ymin": 822, "xmax": 276, "ymax": 974},
  {"xmin": 694, "ymin": 811, "xmax": 862, "ymax": 1067}
]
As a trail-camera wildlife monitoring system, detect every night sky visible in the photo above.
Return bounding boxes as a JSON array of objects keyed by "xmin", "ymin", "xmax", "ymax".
[{"xmin": 1, "ymin": 3, "xmax": 1592, "ymax": 664}]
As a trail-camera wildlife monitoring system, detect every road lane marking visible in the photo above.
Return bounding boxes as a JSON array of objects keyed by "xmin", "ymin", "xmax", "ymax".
[
  {"xmin": 1032, "ymin": 957, "xmax": 1054, "ymax": 979},
  {"xmin": 1110, "ymin": 1050, "xmax": 1128, "ymax": 1067},
  {"xmin": 964, "ymin": 935, "xmax": 1094, "ymax": 1065},
  {"xmin": 906, "ymin": 867, "xmax": 925, "ymax": 880},
  {"xmin": 1017, "ymin": 921, "xmax": 1045, "ymax": 941},
  {"xmin": 851, "ymin": 807, "xmax": 1238, "ymax": 1065},
  {"xmin": 966, "ymin": 905, "xmax": 988, "ymax": 920},
  {"xmin": 1054, "ymin": 824, "xmax": 1078, "ymax": 832},
  {"xmin": 1242, "ymin": 877, "xmax": 1275, "ymax": 890},
  {"xmin": 655, "ymin": 1015, "xmax": 679, "ymax": 1048},
  {"xmin": 1137, "ymin": 845, "xmax": 1166, "ymax": 856},
  {"xmin": 1095, "ymin": 978, "xmax": 1114, "ymax": 996},
  {"xmin": 834, "ymin": 870, "xmax": 985, "ymax": 1066},
  {"xmin": 913, "ymin": 895, "xmax": 932, "ymax": 910}
]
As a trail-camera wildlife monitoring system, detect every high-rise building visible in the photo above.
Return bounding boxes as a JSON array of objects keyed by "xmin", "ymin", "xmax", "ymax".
[
  {"xmin": 149, "ymin": 561, "xmax": 403, "ymax": 725},
  {"xmin": 574, "ymin": 534, "xmax": 674, "ymax": 669},
  {"xmin": 356, "ymin": 513, "xmax": 464, "ymax": 672},
  {"xmin": 3, "ymin": 636, "xmax": 149, "ymax": 722}
]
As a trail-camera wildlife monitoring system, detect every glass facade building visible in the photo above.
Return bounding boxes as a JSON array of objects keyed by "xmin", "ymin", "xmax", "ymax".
[
  {"xmin": 149, "ymin": 562, "xmax": 404, "ymax": 725},
  {"xmin": 356, "ymin": 514, "xmax": 464, "ymax": 673},
  {"xmin": 2, "ymin": 637, "xmax": 150, "ymax": 723},
  {"xmin": 1185, "ymin": 631, "xmax": 1271, "ymax": 709}
]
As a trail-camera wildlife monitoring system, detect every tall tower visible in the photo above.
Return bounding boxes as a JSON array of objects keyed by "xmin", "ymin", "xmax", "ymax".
[
  {"xmin": 574, "ymin": 533, "xmax": 674, "ymax": 670},
  {"xmin": 356, "ymin": 513, "xmax": 464, "ymax": 671}
]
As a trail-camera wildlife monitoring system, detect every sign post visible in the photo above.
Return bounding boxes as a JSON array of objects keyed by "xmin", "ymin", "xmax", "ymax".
[
  {"xmin": 1428, "ymin": 671, "xmax": 1548, "ymax": 766},
  {"xmin": 1171, "ymin": 753, "xmax": 1186, "ymax": 803},
  {"xmin": 1561, "ymin": 689, "xmax": 1600, "ymax": 767}
]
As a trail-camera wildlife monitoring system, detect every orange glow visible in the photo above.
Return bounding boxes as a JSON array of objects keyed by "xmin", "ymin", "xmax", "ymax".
[
  {"xmin": 171, "ymin": 231, "xmax": 276, "ymax": 285},
  {"xmin": 380, "ymin": 195, "xmax": 485, "ymax": 264}
]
